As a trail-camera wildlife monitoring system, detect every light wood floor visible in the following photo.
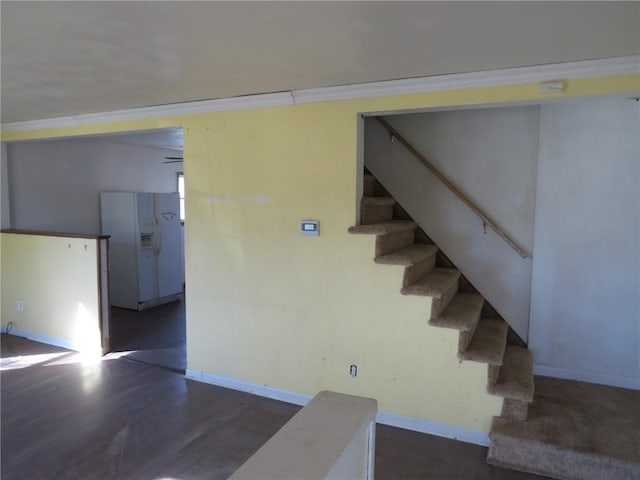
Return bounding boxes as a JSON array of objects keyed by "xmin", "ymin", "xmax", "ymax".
[{"xmin": 1, "ymin": 335, "xmax": 544, "ymax": 480}]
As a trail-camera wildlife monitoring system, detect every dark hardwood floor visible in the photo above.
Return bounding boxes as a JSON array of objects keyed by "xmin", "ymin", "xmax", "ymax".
[
  {"xmin": 1, "ymin": 336, "xmax": 544, "ymax": 480},
  {"xmin": 109, "ymin": 300, "xmax": 186, "ymax": 372}
]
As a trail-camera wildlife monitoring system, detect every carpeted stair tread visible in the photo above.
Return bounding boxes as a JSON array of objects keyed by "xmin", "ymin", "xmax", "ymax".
[
  {"xmin": 487, "ymin": 346, "xmax": 534, "ymax": 402},
  {"xmin": 400, "ymin": 268, "xmax": 460, "ymax": 299},
  {"xmin": 458, "ymin": 318, "xmax": 508, "ymax": 365},
  {"xmin": 430, "ymin": 293, "xmax": 483, "ymax": 331},
  {"xmin": 361, "ymin": 196, "xmax": 396, "ymax": 206},
  {"xmin": 488, "ymin": 376, "xmax": 640, "ymax": 480},
  {"xmin": 375, "ymin": 244, "xmax": 439, "ymax": 266},
  {"xmin": 348, "ymin": 221, "xmax": 416, "ymax": 235}
]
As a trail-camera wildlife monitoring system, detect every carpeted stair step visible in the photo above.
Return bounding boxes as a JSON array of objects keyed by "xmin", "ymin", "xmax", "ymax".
[
  {"xmin": 488, "ymin": 420, "xmax": 640, "ymax": 480},
  {"xmin": 375, "ymin": 244, "xmax": 439, "ymax": 286},
  {"xmin": 348, "ymin": 221, "xmax": 417, "ymax": 257},
  {"xmin": 458, "ymin": 318, "xmax": 508, "ymax": 365},
  {"xmin": 430, "ymin": 293, "xmax": 483, "ymax": 350},
  {"xmin": 500, "ymin": 398, "xmax": 529, "ymax": 421},
  {"xmin": 401, "ymin": 268, "xmax": 460, "ymax": 319},
  {"xmin": 430, "ymin": 293, "xmax": 483, "ymax": 330},
  {"xmin": 363, "ymin": 174, "xmax": 376, "ymax": 196},
  {"xmin": 375, "ymin": 244, "xmax": 438, "ymax": 266},
  {"xmin": 362, "ymin": 196, "xmax": 395, "ymax": 206},
  {"xmin": 401, "ymin": 268, "xmax": 459, "ymax": 298},
  {"xmin": 360, "ymin": 196, "xmax": 396, "ymax": 224},
  {"xmin": 348, "ymin": 221, "xmax": 416, "ymax": 236},
  {"xmin": 488, "ymin": 376, "xmax": 640, "ymax": 480},
  {"xmin": 487, "ymin": 346, "xmax": 534, "ymax": 403}
]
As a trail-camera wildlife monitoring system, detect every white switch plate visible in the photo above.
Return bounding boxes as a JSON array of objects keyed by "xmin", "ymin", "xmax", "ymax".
[
  {"xmin": 301, "ymin": 220, "xmax": 319, "ymax": 236},
  {"xmin": 17, "ymin": 299, "xmax": 24, "ymax": 312}
]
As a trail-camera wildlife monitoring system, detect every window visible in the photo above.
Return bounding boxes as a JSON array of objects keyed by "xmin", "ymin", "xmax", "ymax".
[{"xmin": 177, "ymin": 172, "xmax": 185, "ymax": 222}]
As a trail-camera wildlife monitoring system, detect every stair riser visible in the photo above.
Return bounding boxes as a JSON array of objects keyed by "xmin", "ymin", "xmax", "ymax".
[
  {"xmin": 458, "ymin": 348, "xmax": 504, "ymax": 366},
  {"xmin": 486, "ymin": 346, "xmax": 534, "ymax": 402},
  {"xmin": 375, "ymin": 230, "xmax": 415, "ymax": 257},
  {"xmin": 500, "ymin": 398, "xmax": 529, "ymax": 421},
  {"xmin": 488, "ymin": 365, "xmax": 500, "ymax": 386},
  {"xmin": 458, "ymin": 313, "xmax": 481, "ymax": 352},
  {"xmin": 487, "ymin": 384, "xmax": 535, "ymax": 403},
  {"xmin": 457, "ymin": 318, "xmax": 508, "ymax": 365},
  {"xmin": 363, "ymin": 176, "xmax": 376, "ymax": 196},
  {"xmin": 402, "ymin": 256, "xmax": 436, "ymax": 287},
  {"xmin": 361, "ymin": 204, "xmax": 394, "ymax": 225},
  {"xmin": 429, "ymin": 281, "xmax": 459, "ymax": 319}
]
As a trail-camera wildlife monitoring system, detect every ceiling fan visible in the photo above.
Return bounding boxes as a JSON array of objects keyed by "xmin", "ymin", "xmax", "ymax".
[{"xmin": 164, "ymin": 156, "xmax": 183, "ymax": 164}]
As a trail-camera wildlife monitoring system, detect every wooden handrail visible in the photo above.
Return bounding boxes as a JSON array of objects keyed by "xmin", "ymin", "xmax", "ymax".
[{"xmin": 376, "ymin": 117, "xmax": 530, "ymax": 259}]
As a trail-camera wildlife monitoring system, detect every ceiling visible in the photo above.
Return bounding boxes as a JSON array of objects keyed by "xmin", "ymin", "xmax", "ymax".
[{"xmin": 2, "ymin": 1, "xmax": 638, "ymax": 124}]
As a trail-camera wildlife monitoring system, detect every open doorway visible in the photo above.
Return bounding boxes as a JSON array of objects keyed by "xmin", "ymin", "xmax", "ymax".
[{"xmin": 3, "ymin": 127, "xmax": 187, "ymax": 372}]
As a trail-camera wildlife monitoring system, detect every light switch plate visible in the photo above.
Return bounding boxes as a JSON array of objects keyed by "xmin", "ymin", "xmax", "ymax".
[{"xmin": 301, "ymin": 220, "xmax": 319, "ymax": 236}]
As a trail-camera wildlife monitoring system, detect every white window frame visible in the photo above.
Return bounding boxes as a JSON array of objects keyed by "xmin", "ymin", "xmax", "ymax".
[{"xmin": 177, "ymin": 172, "xmax": 185, "ymax": 223}]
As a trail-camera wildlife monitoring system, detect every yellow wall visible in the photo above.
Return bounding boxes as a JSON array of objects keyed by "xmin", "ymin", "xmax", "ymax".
[
  {"xmin": 2, "ymin": 74, "xmax": 638, "ymax": 433},
  {"xmin": 1, "ymin": 233, "xmax": 102, "ymax": 353}
]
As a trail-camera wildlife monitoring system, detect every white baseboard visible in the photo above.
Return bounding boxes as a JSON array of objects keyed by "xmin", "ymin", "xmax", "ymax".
[
  {"xmin": 185, "ymin": 369, "xmax": 312, "ymax": 406},
  {"xmin": 376, "ymin": 411, "xmax": 488, "ymax": 446},
  {"xmin": 534, "ymin": 364, "xmax": 640, "ymax": 391},
  {"xmin": 5, "ymin": 328, "xmax": 77, "ymax": 351},
  {"xmin": 184, "ymin": 369, "xmax": 489, "ymax": 447}
]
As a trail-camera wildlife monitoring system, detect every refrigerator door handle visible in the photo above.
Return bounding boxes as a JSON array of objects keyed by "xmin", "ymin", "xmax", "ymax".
[{"xmin": 152, "ymin": 194, "xmax": 162, "ymax": 256}]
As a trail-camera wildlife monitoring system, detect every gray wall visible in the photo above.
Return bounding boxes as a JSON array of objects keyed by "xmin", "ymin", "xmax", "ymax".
[
  {"xmin": 530, "ymin": 97, "xmax": 639, "ymax": 388},
  {"xmin": 365, "ymin": 106, "xmax": 539, "ymax": 341},
  {"xmin": 7, "ymin": 138, "xmax": 183, "ymax": 234}
]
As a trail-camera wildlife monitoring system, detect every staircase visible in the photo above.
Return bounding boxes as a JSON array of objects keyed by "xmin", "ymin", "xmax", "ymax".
[
  {"xmin": 349, "ymin": 174, "xmax": 535, "ymax": 449},
  {"xmin": 350, "ymin": 172, "xmax": 535, "ymax": 415},
  {"xmin": 349, "ymin": 172, "xmax": 640, "ymax": 480}
]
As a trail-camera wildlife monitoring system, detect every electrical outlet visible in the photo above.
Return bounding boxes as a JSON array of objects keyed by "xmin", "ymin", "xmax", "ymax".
[
  {"xmin": 17, "ymin": 299, "xmax": 24, "ymax": 313},
  {"xmin": 350, "ymin": 364, "xmax": 357, "ymax": 377}
]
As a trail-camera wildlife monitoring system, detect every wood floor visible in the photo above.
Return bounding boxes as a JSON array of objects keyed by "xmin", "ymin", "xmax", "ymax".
[
  {"xmin": 1, "ymin": 336, "xmax": 544, "ymax": 480},
  {"xmin": 109, "ymin": 300, "xmax": 186, "ymax": 372}
]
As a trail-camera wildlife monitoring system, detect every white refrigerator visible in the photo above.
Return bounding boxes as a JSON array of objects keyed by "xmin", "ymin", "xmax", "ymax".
[{"xmin": 101, "ymin": 192, "xmax": 184, "ymax": 310}]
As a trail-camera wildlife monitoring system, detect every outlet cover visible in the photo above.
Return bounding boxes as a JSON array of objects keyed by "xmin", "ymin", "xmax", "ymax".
[{"xmin": 17, "ymin": 299, "xmax": 24, "ymax": 312}]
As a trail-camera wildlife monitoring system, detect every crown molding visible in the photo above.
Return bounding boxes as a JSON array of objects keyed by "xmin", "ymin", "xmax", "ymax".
[
  {"xmin": 2, "ymin": 56, "xmax": 638, "ymax": 134},
  {"xmin": 292, "ymin": 55, "xmax": 639, "ymax": 104},
  {"xmin": 1, "ymin": 92, "xmax": 295, "ymax": 134}
]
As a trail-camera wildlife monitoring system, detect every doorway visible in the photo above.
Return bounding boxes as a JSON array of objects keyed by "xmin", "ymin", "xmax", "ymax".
[{"xmin": 3, "ymin": 127, "xmax": 187, "ymax": 371}]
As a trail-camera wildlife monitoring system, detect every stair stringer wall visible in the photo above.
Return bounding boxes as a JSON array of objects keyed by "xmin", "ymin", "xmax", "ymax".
[
  {"xmin": 344, "ymin": 234, "xmax": 503, "ymax": 433},
  {"xmin": 364, "ymin": 116, "xmax": 535, "ymax": 341}
]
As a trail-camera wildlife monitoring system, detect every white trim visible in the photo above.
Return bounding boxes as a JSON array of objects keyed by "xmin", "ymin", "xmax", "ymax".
[
  {"xmin": 376, "ymin": 411, "xmax": 488, "ymax": 447},
  {"xmin": 184, "ymin": 369, "xmax": 312, "ymax": 406},
  {"xmin": 2, "ymin": 56, "xmax": 638, "ymax": 134},
  {"xmin": 6, "ymin": 328, "xmax": 77, "ymax": 351},
  {"xmin": 292, "ymin": 56, "xmax": 639, "ymax": 104},
  {"xmin": 184, "ymin": 370, "xmax": 489, "ymax": 446},
  {"xmin": 1, "ymin": 92, "xmax": 294, "ymax": 134},
  {"xmin": 534, "ymin": 364, "xmax": 640, "ymax": 391}
]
